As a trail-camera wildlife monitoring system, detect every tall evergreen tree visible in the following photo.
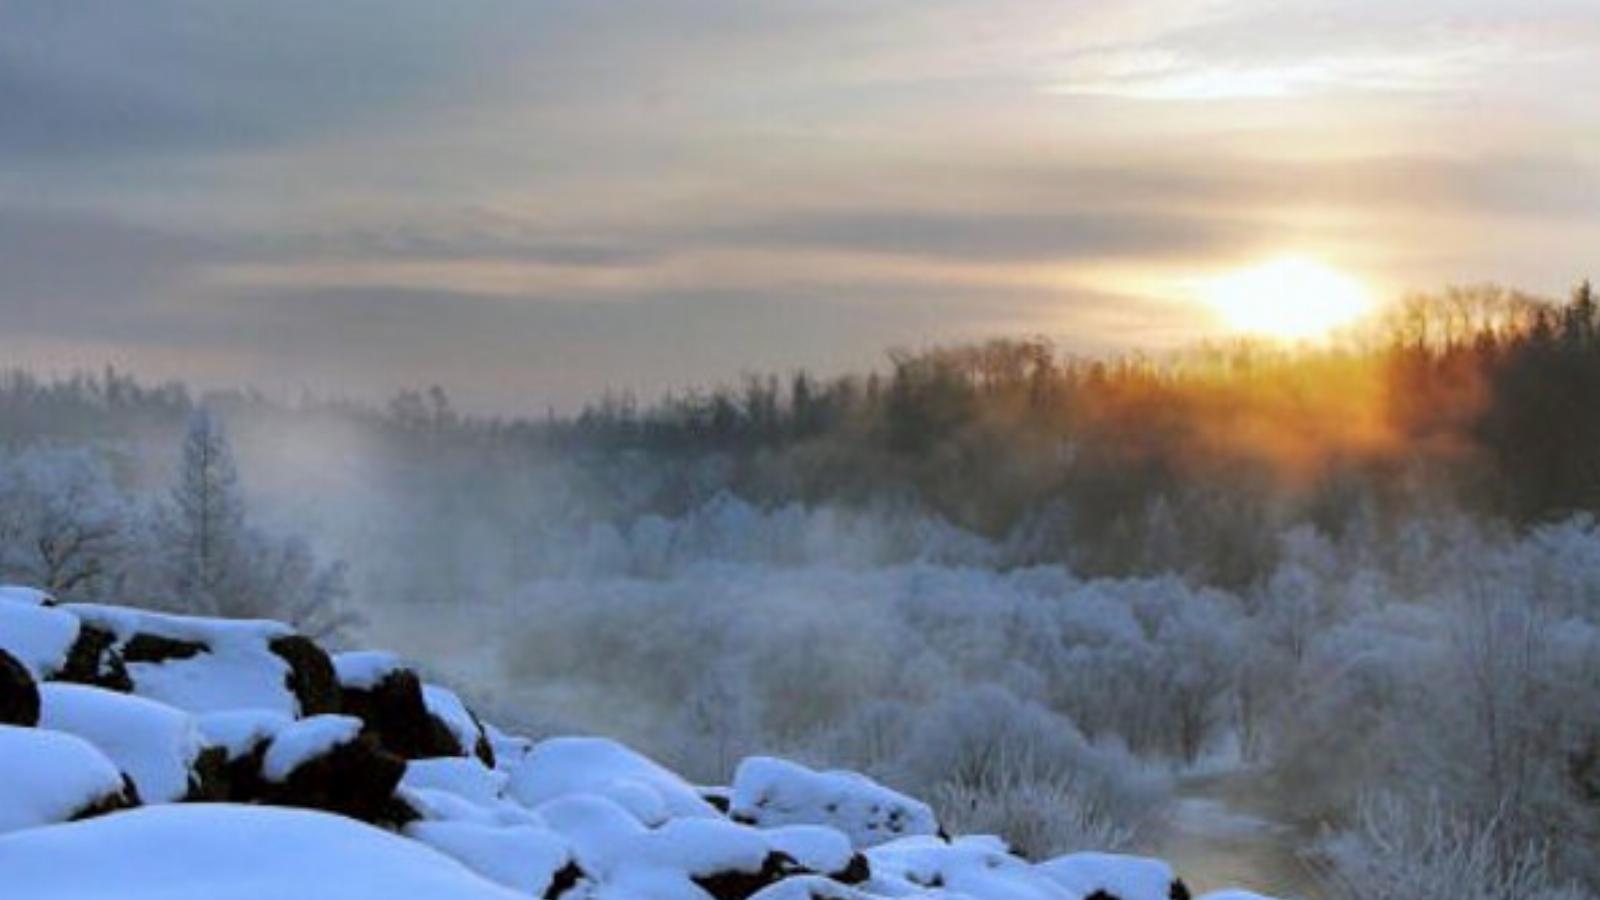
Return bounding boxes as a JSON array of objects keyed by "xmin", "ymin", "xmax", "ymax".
[{"xmin": 166, "ymin": 407, "xmax": 246, "ymax": 614}]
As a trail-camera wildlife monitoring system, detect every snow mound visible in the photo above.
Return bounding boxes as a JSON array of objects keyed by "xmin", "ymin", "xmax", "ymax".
[
  {"xmin": 731, "ymin": 756, "xmax": 939, "ymax": 848},
  {"xmin": 508, "ymin": 736, "xmax": 720, "ymax": 824},
  {"xmin": 0, "ymin": 725, "xmax": 130, "ymax": 834},
  {"xmin": 867, "ymin": 834, "xmax": 1065, "ymax": 898},
  {"xmin": 538, "ymin": 792, "xmax": 787, "ymax": 900},
  {"xmin": 333, "ymin": 649, "xmax": 405, "ymax": 690},
  {"xmin": 37, "ymin": 683, "xmax": 202, "ymax": 803},
  {"xmin": 407, "ymin": 820, "xmax": 576, "ymax": 897},
  {"xmin": 0, "ymin": 585, "xmax": 54, "ymax": 607},
  {"xmin": 0, "ymin": 804, "xmax": 526, "ymax": 900},
  {"xmin": 0, "ymin": 600, "xmax": 79, "ymax": 677},
  {"xmin": 262, "ymin": 714, "xmax": 364, "ymax": 781},
  {"xmin": 1038, "ymin": 851, "xmax": 1179, "ymax": 900},
  {"xmin": 403, "ymin": 757, "xmax": 510, "ymax": 806}
]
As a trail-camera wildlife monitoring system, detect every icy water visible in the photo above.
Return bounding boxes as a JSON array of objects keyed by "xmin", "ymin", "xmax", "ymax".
[{"xmin": 1145, "ymin": 774, "xmax": 1324, "ymax": 899}]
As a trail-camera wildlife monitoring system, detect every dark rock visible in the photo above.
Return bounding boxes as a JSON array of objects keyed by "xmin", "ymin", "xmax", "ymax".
[
  {"xmin": 340, "ymin": 668, "xmax": 463, "ymax": 760},
  {"xmin": 185, "ymin": 746, "xmax": 232, "ymax": 802},
  {"xmin": 259, "ymin": 733, "xmax": 407, "ymax": 825},
  {"xmin": 121, "ymin": 633, "xmax": 207, "ymax": 664},
  {"xmin": 0, "ymin": 647, "xmax": 40, "ymax": 726},
  {"xmin": 693, "ymin": 851, "xmax": 801, "ymax": 900},
  {"xmin": 467, "ymin": 708, "xmax": 496, "ymax": 768},
  {"xmin": 268, "ymin": 635, "xmax": 340, "ymax": 716},
  {"xmin": 216, "ymin": 740, "xmax": 272, "ymax": 804},
  {"xmin": 1170, "ymin": 879, "xmax": 1192, "ymax": 900},
  {"xmin": 830, "ymin": 853, "xmax": 871, "ymax": 886},
  {"xmin": 700, "ymin": 787, "xmax": 732, "ymax": 814},
  {"xmin": 69, "ymin": 773, "xmax": 141, "ymax": 822},
  {"xmin": 543, "ymin": 860, "xmax": 587, "ymax": 900},
  {"xmin": 54, "ymin": 624, "xmax": 131, "ymax": 692}
]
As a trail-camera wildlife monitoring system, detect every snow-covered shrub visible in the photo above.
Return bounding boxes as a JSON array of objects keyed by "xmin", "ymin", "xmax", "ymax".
[
  {"xmin": 930, "ymin": 771, "xmax": 1135, "ymax": 861},
  {"xmin": 1318, "ymin": 793, "xmax": 1587, "ymax": 900}
]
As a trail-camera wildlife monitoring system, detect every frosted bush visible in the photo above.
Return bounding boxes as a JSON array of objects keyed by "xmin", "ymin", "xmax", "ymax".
[{"xmin": 1318, "ymin": 794, "xmax": 1590, "ymax": 900}]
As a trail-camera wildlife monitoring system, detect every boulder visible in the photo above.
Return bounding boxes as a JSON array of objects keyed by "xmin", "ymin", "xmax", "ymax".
[
  {"xmin": 258, "ymin": 715, "xmax": 409, "ymax": 825},
  {"xmin": 339, "ymin": 666, "xmax": 467, "ymax": 760},
  {"xmin": 267, "ymin": 635, "xmax": 340, "ymax": 716},
  {"xmin": 0, "ymin": 648, "xmax": 40, "ymax": 726}
]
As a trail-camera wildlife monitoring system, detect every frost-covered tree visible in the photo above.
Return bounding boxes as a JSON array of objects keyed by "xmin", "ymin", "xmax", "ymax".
[
  {"xmin": 151, "ymin": 408, "xmax": 353, "ymax": 636},
  {"xmin": 163, "ymin": 408, "xmax": 246, "ymax": 615},
  {"xmin": 0, "ymin": 447, "xmax": 127, "ymax": 599}
]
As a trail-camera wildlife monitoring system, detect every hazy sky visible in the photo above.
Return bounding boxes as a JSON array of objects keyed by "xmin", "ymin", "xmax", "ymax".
[{"xmin": 3, "ymin": 1, "xmax": 1598, "ymax": 411}]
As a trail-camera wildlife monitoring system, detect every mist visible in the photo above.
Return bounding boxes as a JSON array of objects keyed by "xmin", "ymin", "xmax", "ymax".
[{"xmin": 4, "ymin": 283, "xmax": 1600, "ymax": 896}]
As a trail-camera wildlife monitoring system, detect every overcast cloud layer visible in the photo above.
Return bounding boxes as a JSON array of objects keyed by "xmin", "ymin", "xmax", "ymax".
[{"xmin": 3, "ymin": 1, "xmax": 1598, "ymax": 411}]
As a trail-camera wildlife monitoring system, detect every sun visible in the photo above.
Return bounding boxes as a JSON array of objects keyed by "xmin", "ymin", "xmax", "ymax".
[{"xmin": 1199, "ymin": 256, "xmax": 1375, "ymax": 340}]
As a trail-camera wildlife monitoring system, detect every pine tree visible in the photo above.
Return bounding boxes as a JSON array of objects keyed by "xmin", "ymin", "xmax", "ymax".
[{"xmin": 166, "ymin": 407, "xmax": 246, "ymax": 614}]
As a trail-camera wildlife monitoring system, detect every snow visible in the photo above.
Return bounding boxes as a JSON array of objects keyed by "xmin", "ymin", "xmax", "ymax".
[
  {"xmin": 406, "ymin": 820, "xmax": 574, "ymax": 896},
  {"xmin": 0, "ymin": 804, "xmax": 527, "ymax": 900},
  {"xmin": 0, "ymin": 600, "xmax": 79, "ymax": 676},
  {"xmin": 261, "ymin": 714, "xmax": 364, "ymax": 781},
  {"xmin": 196, "ymin": 708, "xmax": 293, "ymax": 759},
  {"xmin": 0, "ymin": 725, "xmax": 126, "ymax": 835},
  {"xmin": 403, "ymin": 757, "xmax": 510, "ymax": 806},
  {"xmin": 400, "ymin": 786, "xmax": 544, "ymax": 828},
  {"xmin": 333, "ymin": 650, "xmax": 405, "ymax": 689},
  {"xmin": 37, "ymin": 683, "xmax": 201, "ymax": 804},
  {"xmin": 423, "ymin": 683, "xmax": 483, "ymax": 756},
  {"xmin": 762, "ymin": 825, "xmax": 856, "ymax": 876},
  {"xmin": 508, "ymin": 736, "xmax": 720, "ymax": 824},
  {"xmin": 867, "ymin": 835, "xmax": 1065, "ymax": 899},
  {"xmin": 731, "ymin": 756, "xmax": 939, "ymax": 848},
  {"xmin": 536, "ymin": 793, "xmax": 774, "ymax": 900},
  {"xmin": 0, "ymin": 585, "xmax": 54, "ymax": 607},
  {"xmin": 1038, "ymin": 851, "xmax": 1178, "ymax": 900},
  {"xmin": 747, "ymin": 875, "xmax": 874, "ymax": 900},
  {"xmin": 65, "ymin": 603, "xmax": 300, "ymax": 716},
  {"xmin": 63, "ymin": 603, "xmax": 293, "ymax": 644}
]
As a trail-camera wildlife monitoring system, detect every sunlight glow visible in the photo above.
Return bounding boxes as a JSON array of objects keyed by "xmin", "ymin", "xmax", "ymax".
[{"xmin": 1199, "ymin": 256, "xmax": 1376, "ymax": 340}]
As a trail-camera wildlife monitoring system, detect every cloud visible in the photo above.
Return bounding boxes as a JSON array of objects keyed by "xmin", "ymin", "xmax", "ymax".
[{"xmin": 698, "ymin": 207, "xmax": 1257, "ymax": 264}]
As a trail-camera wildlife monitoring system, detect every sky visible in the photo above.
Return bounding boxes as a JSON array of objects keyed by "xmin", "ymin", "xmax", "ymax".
[{"xmin": 2, "ymin": 0, "xmax": 1598, "ymax": 412}]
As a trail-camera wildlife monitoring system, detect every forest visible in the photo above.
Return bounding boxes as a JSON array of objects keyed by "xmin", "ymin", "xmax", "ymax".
[{"xmin": 4, "ymin": 281, "xmax": 1600, "ymax": 897}]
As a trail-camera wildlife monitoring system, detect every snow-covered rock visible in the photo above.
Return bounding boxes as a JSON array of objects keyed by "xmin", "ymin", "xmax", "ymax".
[
  {"xmin": 0, "ymin": 600, "xmax": 80, "ymax": 677},
  {"xmin": 538, "ymin": 793, "xmax": 794, "ymax": 900},
  {"xmin": 63, "ymin": 604, "xmax": 335, "ymax": 717},
  {"xmin": 867, "ymin": 834, "xmax": 1066, "ymax": 899},
  {"xmin": 1038, "ymin": 851, "xmax": 1183, "ymax": 900},
  {"xmin": 259, "ymin": 714, "xmax": 407, "ymax": 824},
  {"xmin": 509, "ymin": 736, "xmax": 721, "ymax": 825},
  {"xmin": 0, "ymin": 725, "xmax": 136, "ymax": 834},
  {"xmin": 406, "ymin": 819, "xmax": 579, "ymax": 897},
  {"xmin": 333, "ymin": 650, "xmax": 405, "ymax": 690},
  {"xmin": 731, "ymin": 756, "xmax": 939, "ymax": 848},
  {"xmin": 0, "ymin": 585, "xmax": 54, "ymax": 607},
  {"xmin": 424, "ymin": 682, "xmax": 494, "ymax": 766},
  {"xmin": 262, "ymin": 714, "xmax": 364, "ymax": 781},
  {"xmin": 338, "ymin": 660, "xmax": 476, "ymax": 761},
  {"xmin": 0, "ymin": 804, "xmax": 527, "ymax": 899},
  {"xmin": 403, "ymin": 756, "xmax": 510, "ymax": 806},
  {"xmin": 37, "ymin": 683, "xmax": 202, "ymax": 803}
]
